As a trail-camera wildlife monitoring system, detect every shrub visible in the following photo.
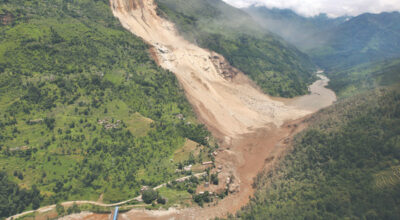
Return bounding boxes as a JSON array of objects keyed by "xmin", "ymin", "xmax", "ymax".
[
  {"xmin": 157, "ymin": 197, "xmax": 166, "ymax": 205},
  {"xmin": 56, "ymin": 203, "xmax": 65, "ymax": 215},
  {"xmin": 142, "ymin": 189, "xmax": 158, "ymax": 204}
]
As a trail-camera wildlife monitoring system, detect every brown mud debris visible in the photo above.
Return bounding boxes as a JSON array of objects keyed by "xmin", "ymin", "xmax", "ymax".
[{"xmin": 61, "ymin": 0, "xmax": 337, "ymax": 219}]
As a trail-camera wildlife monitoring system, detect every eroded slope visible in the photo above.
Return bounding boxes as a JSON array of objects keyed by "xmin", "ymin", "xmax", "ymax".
[{"xmin": 110, "ymin": 0, "xmax": 315, "ymax": 139}]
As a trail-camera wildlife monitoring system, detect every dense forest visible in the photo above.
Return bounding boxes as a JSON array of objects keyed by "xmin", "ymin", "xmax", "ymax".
[
  {"xmin": 244, "ymin": 6, "xmax": 349, "ymax": 51},
  {"xmin": 246, "ymin": 7, "xmax": 400, "ymax": 75},
  {"xmin": 0, "ymin": 0, "xmax": 212, "ymax": 217},
  {"xmin": 309, "ymin": 12, "xmax": 400, "ymax": 71},
  {"xmin": 326, "ymin": 57, "xmax": 400, "ymax": 97},
  {"xmin": 155, "ymin": 0, "xmax": 316, "ymax": 98},
  {"xmin": 2, "ymin": 0, "xmax": 399, "ymax": 219},
  {"xmin": 0, "ymin": 172, "xmax": 41, "ymax": 218},
  {"xmin": 235, "ymin": 88, "xmax": 400, "ymax": 219}
]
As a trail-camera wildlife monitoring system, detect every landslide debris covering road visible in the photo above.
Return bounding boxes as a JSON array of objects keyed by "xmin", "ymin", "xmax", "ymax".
[
  {"xmin": 17, "ymin": 0, "xmax": 335, "ymax": 219},
  {"xmin": 107, "ymin": 0, "xmax": 336, "ymax": 219}
]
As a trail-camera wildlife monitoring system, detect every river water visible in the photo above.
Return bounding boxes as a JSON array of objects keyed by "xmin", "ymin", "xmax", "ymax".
[{"xmin": 279, "ymin": 74, "xmax": 337, "ymax": 112}]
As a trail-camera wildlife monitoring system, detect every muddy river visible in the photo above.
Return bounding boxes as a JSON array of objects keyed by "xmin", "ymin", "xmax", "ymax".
[{"xmin": 285, "ymin": 74, "xmax": 337, "ymax": 111}]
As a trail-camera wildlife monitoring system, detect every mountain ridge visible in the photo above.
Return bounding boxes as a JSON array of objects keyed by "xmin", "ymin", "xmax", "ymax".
[
  {"xmin": 311, "ymin": 11, "xmax": 400, "ymax": 70},
  {"xmin": 246, "ymin": 6, "xmax": 400, "ymax": 71},
  {"xmin": 245, "ymin": 6, "xmax": 350, "ymax": 51}
]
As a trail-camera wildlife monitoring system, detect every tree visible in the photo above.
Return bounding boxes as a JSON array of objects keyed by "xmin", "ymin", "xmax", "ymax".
[
  {"xmin": 0, "ymin": 172, "xmax": 32, "ymax": 217},
  {"xmin": 67, "ymin": 203, "xmax": 80, "ymax": 214},
  {"xmin": 53, "ymin": 180, "xmax": 64, "ymax": 193},
  {"xmin": 211, "ymin": 173, "xmax": 219, "ymax": 185},
  {"xmin": 31, "ymin": 185, "xmax": 41, "ymax": 210},
  {"xmin": 142, "ymin": 189, "xmax": 158, "ymax": 204},
  {"xmin": 32, "ymin": 197, "xmax": 40, "ymax": 210},
  {"xmin": 189, "ymin": 175, "xmax": 199, "ymax": 184},
  {"xmin": 157, "ymin": 197, "xmax": 166, "ymax": 205},
  {"xmin": 17, "ymin": 172, "xmax": 24, "ymax": 180},
  {"xmin": 56, "ymin": 203, "xmax": 65, "ymax": 215},
  {"xmin": 44, "ymin": 117, "xmax": 55, "ymax": 130},
  {"xmin": 193, "ymin": 194, "xmax": 204, "ymax": 207},
  {"xmin": 25, "ymin": 85, "xmax": 41, "ymax": 103},
  {"xmin": 188, "ymin": 152, "xmax": 195, "ymax": 165}
]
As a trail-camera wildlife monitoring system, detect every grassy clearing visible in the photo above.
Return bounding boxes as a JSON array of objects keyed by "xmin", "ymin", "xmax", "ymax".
[
  {"xmin": 375, "ymin": 166, "xmax": 400, "ymax": 189},
  {"xmin": 158, "ymin": 187, "xmax": 193, "ymax": 208},
  {"xmin": 173, "ymin": 139, "xmax": 207, "ymax": 162},
  {"xmin": 126, "ymin": 113, "xmax": 153, "ymax": 137}
]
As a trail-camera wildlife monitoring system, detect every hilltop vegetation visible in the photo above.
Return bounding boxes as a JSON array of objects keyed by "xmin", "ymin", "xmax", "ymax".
[
  {"xmin": 235, "ymin": 89, "xmax": 400, "ymax": 219},
  {"xmin": 156, "ymin": 0, "xmax": 316, "ymax": 97},
  {"xmin": 0, "ymin": 0, "xmax": 213, "ymax": 217},
  {"xmin": 326, "ymin": 57, "xmax": 400, "ymax": 97},
  {"xmin": 310, "ymin": 12, "xmax": 400, "ymax": 71},
  {"xmin": 245, "ymin": 6, "xmax": 348, "ymax": 51},
  {"xmin": 2, "ymin": 0, "xmax": 399, "ymax": 219},
  {"xmin": 247, "ymin": 7, "xmax": 400, "ymax": 72}
]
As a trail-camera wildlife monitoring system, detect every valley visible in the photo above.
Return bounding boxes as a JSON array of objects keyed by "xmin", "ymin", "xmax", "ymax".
[
  {"xmin": 71, "ymin": 0, "xmax": 336, "ymax": 219},
  {"xmin": 6, "ymin": 73, "xmax": 335, "ymax": 219},
  {"xmin": 281, "ymin": 74, "xmax": 336, "ymax": 111},
  {"xmin": 6, "ymin": 0, "xmax": 336, "ymax": 219},
  {"xmin": 110, "ymin": 0, "xmax": 328, "ymax": 139},
  {"xmin": 2, "ymin": 0, "xmax": 399, "ymax": 219}
]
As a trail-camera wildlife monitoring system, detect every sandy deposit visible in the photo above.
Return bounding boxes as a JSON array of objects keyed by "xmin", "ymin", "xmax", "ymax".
[
  {"xmin": 58, "ymin": 1, "xmax": 337, "ymax": 219},
  {"xmin": 4, "ymin": 1, "xmax": 337, "ymax": 220},
  {"xmin": 109, "ymin": 0, "xmax": 321, "ymax": 140},
  {"xmin": 278, "ymin": 74, "xmax": 337, "ymax": 111}
]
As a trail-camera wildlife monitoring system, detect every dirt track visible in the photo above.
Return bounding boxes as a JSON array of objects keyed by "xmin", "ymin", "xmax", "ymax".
[
  {"xmin": 30, "ymin": 0, "xmax": 336, "ymax": 219},
  {"xmin": 5, "ymin": 173, "xmax": 208, "ymax": 220}
]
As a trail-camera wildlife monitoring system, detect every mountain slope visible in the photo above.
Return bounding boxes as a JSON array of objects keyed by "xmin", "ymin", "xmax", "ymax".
[
  {"xmin": 236, "ymin": 88, "xmax": 400, "ymax": 219},
  {"xmin": 0, "ymin": 0, "xmax": 212, "ymax": 217},
  {"xmin": 245, "ymin": 6, "xmax": 349, "ymax": 51},
  {"xmin": 310, "ymin": 12, "xmax": 400, "ymax": 70},
  {"xmin": 155, "ymin": 0, "xmax": 316, "ymax": 97},
  {"xmin": 110, "ymin": 0, "xmax": 320, "ymax": 138},
  {"xmin": 327, "ymin": 57, "xmax": 400, "ymax": 97},
  {"xmin": 247, "ymin": 7, "xmax": 400, "ymax": 71}
]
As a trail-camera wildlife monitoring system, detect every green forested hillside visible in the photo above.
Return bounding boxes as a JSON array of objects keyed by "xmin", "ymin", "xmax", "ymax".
[
  {"xmin": 0, "ymin": 172, "xmax": 41, "ymax": 218},
  {"xmin": 0, "ymin": 0, "xmax": 211, "ymax": 217},
  {"xmin": 235, "ymin": 89, "xmax": 400, "ymax": 219},
  {"xmin": 244, "ymin": 6, "xmax": 348, "ymax": 51},
  {"xmin": 247, "ymin": 7, "xmax": 400, "ymax": 73},
  {"xmin": 326, "ymin": 57, "xmax": 400, "ymax": 97},
  {"xmin": 310, "ymin": 12, "xmax": 400, "ymax": 71},
  {"xmin": 156, "ymin": 0, "xmax": 316, "ymax": 97}
]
